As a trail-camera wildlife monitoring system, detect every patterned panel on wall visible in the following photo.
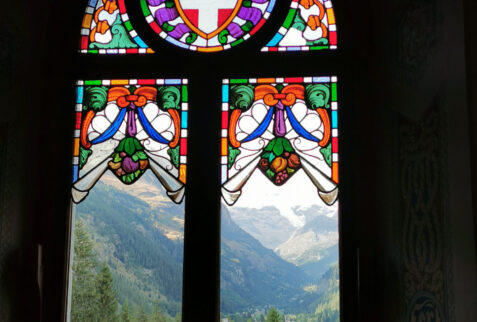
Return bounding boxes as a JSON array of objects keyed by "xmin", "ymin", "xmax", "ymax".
[{"xmin": 400, "ymin": 109, "xmax": 454, "ymax": 321}]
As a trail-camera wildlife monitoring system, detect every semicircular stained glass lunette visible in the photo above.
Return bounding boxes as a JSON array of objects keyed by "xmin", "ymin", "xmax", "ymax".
[{"xmin": 141, "ymin": 0, "xmax": 276, "ymax": 52}]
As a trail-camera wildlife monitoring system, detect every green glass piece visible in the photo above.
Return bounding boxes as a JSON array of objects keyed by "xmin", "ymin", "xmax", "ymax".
[
  {"xmin": 162, "ymin": 22, "xmax": 175, "ymax": 32},
  {"xmin": 158, "ymin": 86, "xmax": 181, "ymax": 110},
  {"xmin": 272, "ymin": 138, "xmax": 284, "ymax": 156},
  {"xmin": 84, "ymin": 80, "xmax": 101, "ymax": 85},
  {"xmin": 140, "ymin": 0, "xmax": 151, "ymax": 15},
  {"xmin": 306, "ymin": 84, "xmax": 330, "ymax": 109},
  {"xmin": 230, "ymin": 85, "xmax": 254, "ymax": 110},
  {"xmin": 124, "ymin": 21, "xmax": 133, "ymax": 31},
  {"xmin": 181, "ymin": 86, "xmax": 188, "ymax": 102},
  {"xmin": 218, "ymin": 30, "xmax": 230, "ymax": 45},
  {"xmin": 228, "ymin": 147, "xmax": 241, "ymax": 169},
  {"xmin": 167, "ymin": 146, "xmax": 180, "ymax": 169},
  {"xmin": 265, "ymin": 169, "xmax": 275, "ymax": 180},
  {"xmin": 230, "ymin": 38, "xmax": 244, "ymax": 47},
  {"xmin": 282, "ymin": 138, "xmax": 294, "ymax": 153},
  {"xmin": 241, "ymin": 21, "xmax": 253, "ymax": 33},
  {"xmin": 291, "ymin": 12, "xmax": 306, "ymax": 31},
  {"xmin": 230, "ymin": 79, "xmax": 248, "ymax": 84},
  {"xmin": 79, "ymin": 147, "xmax": 92, "ymax": 169},
  {"xmin": 165, "ymin": 0, "xmax": 175, "ymax": 8},
  {"xmin": 186, "ymin": 32, "xmax": 198, "ymax": 44},
  {"xmin": 320, "ymin": 144, "xmax": 332, "ymax": 167},
  {"xmin": 310, "ymin": 45, "xmax": 329, "ymax": 50},
  {"xmin": 264, "ymin": 139, "xmax": 276, "ymax": 152},
  {"xmin": 84, "ymin": 86, "xmax": 108, "ymax": 111},
  {"xmin": 283, "ymin": 9, "xmax": 297, "ymax": 29},
  {"xmin": 331, "ymin": 83, "xmax": 338, "ymax": 101}
]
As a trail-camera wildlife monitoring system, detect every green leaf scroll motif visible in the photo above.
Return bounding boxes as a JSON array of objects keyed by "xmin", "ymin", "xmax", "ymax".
[
  {"xmin": 292, "ymin": 12, "xmax": 306, "ymax": 31},
  {"xmin": 167, "ymin": 146, "xmax": 180, "ymax": 169},
  {"xmin": 320, "ymin": 144, "xmax": 332, "ymax": 167},
  {"xmin": 306, "ymin": 84, "xmax": 330, "ymax": 109},
  {"xmin": 79, "ymin": 147, "xmax": 92, "ymax": 169},
  {"xmin": 228, "ymin": 146, "xmax": 241, "ymax": 169},
  {"xmin": 241, "ymin": 21, "xmax": 253, "ymax": 33},
  {"xmin": 90, "ymin": 15, "xmax": 137, "ymax": 49},
  {"xmin": 230, "ymin": 85, "xmax": 254, "ymax": 111},
  {"xmin": 158, "ymin": 86, "xmax": 181, "ymax": 110},
  {"xmin": 84, "ymin": 86, "xmax": 108, "ymax": 111},
  {"xmin": 186, "ymin": 32, "xmax": 198, "ymax": 44},
  {"xmin": 219, "ymin": 30, "xmax": 230, "ymax": 45},
  {"xmin": 264, "ymin": 138, "xmax": 294, "ymax": 157},
  {"xmin": 115, "ymin": 137, "xmax": 144, "ymax": 156}
]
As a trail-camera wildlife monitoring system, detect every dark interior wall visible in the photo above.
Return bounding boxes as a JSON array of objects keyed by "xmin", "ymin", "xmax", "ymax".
[
  {"xmin": 465, "ymin": 0, "xmax": 477, "ymax": 273},
  {"xmin": 0, "ymin": 1, "xmax": 80, "ymax": 320},
  {"xmin": 368, "ymin": 0, "xmax": 477, "ymax": 320},
  {"xmin": 1, "ymin": 0, "xmax": 476, "ymax": 321}
]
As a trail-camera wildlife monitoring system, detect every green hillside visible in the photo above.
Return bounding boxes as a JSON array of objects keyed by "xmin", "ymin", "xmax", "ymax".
[
  {"xmin": 72, "ymin": 177, "xmax": 339, "ymax": 320},
  {"xmin": 75, "ymin": 182, "xmax": 183, "ymax": 316}
]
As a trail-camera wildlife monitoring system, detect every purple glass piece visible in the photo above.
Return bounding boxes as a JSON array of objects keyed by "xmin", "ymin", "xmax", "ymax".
[
  {"xmin": 169, "ymin": 23, "xmax": 192, "ymax": 39},
  {"xmin": 147, "ymin": 0, "xmax": 167, "ymax": 6},
  {"xmin": 122, "ymin": 157, "xmax": 139, "ymax": 173},
  {"xmin": 274, "ymin": 101, "xmax": 286, "ymax": 137},
  {"xmin": 155, "ymin": 7, "xmax": 179, "ymax": 25},
  {"xmin": 127, "ymin": 106, "xmax": 137, "ymax": 137},
  {"xmin": 227, "ymin": 23, "xmax": 244, "ymax": 38},
  {"xmin": 238, "ymin": 6, "xmax": 261, "ymax": 25}
]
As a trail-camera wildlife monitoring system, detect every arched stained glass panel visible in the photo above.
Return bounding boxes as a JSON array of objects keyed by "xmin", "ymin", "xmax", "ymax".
[
  {"xmin": 140, "ymin": 0, "xmax": 276, "ymax": 52},
  {"xmin": 262, "ymin": 0, "xmax": 337, "ymax": 52},
  {"xmin": 80, "ymin": 0, "xmax": 154, "ymax": 54}
]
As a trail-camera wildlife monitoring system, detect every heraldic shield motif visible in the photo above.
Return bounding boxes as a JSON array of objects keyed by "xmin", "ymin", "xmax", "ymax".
[{"xmin": 142, "ymin": 0, "xmax": 276, "ymax": 52}]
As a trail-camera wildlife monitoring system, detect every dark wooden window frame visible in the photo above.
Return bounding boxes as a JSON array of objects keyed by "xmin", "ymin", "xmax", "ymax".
[{"xmin": 39, "ymin": 0, "xmax": 360, "ymax": 321}]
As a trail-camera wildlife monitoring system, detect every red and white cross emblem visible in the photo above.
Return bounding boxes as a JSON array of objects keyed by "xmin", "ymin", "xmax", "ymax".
[{"xmin": 176, "ymin": 0, "xmax": 241, "ymax": 37}]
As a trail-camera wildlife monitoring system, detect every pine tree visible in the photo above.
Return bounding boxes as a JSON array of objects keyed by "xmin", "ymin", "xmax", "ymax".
[
  {"xmin": 121, "ymin": 300, "xmax": 131, "ymax": 322},
  {"xmin": 149, "ymin": 300, "xmax": 166, "ymax": 322},
  {"xmin": 136, "ymin": 304, "xmax": 148, "ymax": 322},
  {"xmin": 266, "ymin": 307, "xmax": 282, "ymax": 322},
  {"xmin": 95, "ymin": 262, "xmax": 119, "ymax": 322},
  {"xmin": 71, "ymin": 219, "xmax": 98, "ymax": 321}
]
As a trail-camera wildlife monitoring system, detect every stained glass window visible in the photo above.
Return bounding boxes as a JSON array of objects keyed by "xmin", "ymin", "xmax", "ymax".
[
  {"xmin": 68, "ymin": 79, "xmax": 187, "ymax": 320},
  {"xmin": 80, "ymin": 0, "xmax": 154, "ymax": 54},
  {"xmin": 68, "ymin": 0, "xmax": 344, "ymax": 320},
  {"xmin": 262, "ymin": 0, "xmax": 337, "ymax": 52},
  {"xmin": 220, "ymin": 77, "xmax": 339, "ymax": 320},
  {"xmin": 140, "ymin": 0, "xmax": 276, "ymax": 52}
]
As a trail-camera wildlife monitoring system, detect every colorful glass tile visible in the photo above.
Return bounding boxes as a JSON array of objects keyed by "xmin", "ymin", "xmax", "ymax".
[
  {"xmin": 72, "ymin": 78, "xmax": 188, "ymax": 203},
  {"xmin": 141, "ymin": 0, "xmax": 276, "ymax": 52},
  {"xmin": 80, "ymin": 0, "xmax": 154, "ymax": 54},
  {"xmin": 221, "ymin": 76, "xmax": 338, "ymax": 205},
  {"xmin": 262, "ymin": 0, "xmax": 337, "ymax": 52}
]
